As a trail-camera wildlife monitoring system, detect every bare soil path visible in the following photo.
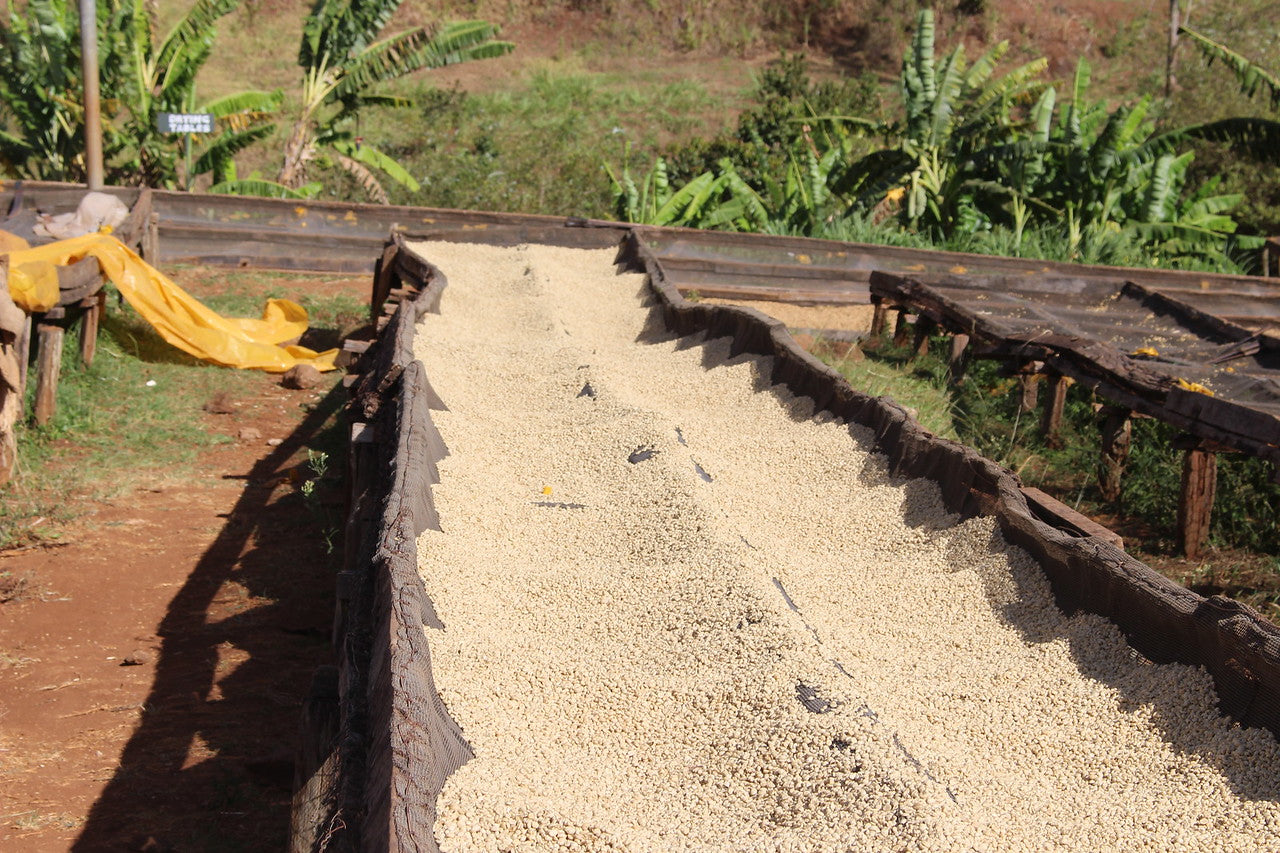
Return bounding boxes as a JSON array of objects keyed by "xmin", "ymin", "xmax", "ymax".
[{"xmin": 0, "ymin": 273, "xmax": 361, "ymax": 851}]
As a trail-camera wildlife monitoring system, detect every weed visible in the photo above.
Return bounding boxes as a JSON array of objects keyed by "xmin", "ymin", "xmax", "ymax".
[
  {"xmin": 296, "ymin": 427, "xmax": 345, "ymax": 558},
  {"xmin": 0, "ymin": 570, "xmax": 32, "ymax": 603}
]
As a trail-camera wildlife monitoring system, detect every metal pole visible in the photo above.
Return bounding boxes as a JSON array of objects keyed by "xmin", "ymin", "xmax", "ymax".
[{"xmin": 78, "ymin": 0, "xmax": 104, "ymax": 189}]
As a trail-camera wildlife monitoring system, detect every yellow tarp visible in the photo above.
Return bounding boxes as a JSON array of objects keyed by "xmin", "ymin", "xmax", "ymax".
[{"xmin": 3, "ymin": 232, "xmax": 337, "ymax": 373}]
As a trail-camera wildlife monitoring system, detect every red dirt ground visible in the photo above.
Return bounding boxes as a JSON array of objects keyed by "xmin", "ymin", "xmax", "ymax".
[{"xmin": 0, "ymin": 274, "xmax": 363, "ymax": 852}]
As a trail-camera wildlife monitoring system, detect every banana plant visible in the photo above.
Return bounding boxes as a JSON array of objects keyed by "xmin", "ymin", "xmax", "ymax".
[
  {"xmin": 0, "ymin": 0, "xmax": 125, "ymax": 180},
  {"xmin": 1179, "ymin": 26, "xmax": 1280, "ymax": 109},
  {"xmin": 606, "ymin": 143, "xmax": 845, "ymax": 235},
  {"xmin": 104, "ymin": 0, "xmax": 282, "ymax": 189},
  {"xmin": 604, "ymin": 146, "xmax": 730, "ymax": 227},
  {"xmin": 829, "ymin": 9, "xmax": 1049, "ymax": 236},
  {"xmin": 278, "ymin": 1, "xmax": 513, "ymax": 203},
  {"xmin": 984, "ymin": 59, "xmax": 1266, "ymax": 265},
  {"xmin": 0, "ymin": 0, "xmax": 279, "ymax": 188}
]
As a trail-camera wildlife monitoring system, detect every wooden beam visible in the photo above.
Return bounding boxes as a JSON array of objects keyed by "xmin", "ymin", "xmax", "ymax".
[
  {"xmin": 1097, "ymin": 406, "xmax": 1131, "ymax": 503},
  {"xmin": 56, "ymin": 256, "xmax": 103, "ymax": 305},
  {"xmin": 78, "ymin": 291, "xmax": 104, "ymax": 367},
  {"xmin": 1022, "ymin": 486, "xmax": 1124, "ymax": 550},
  {"xmin": 1178, "ymin": 448, "xmax": 1217, "ymax": 559},
  {"xmin": 1040, "ymin": 374, "xmax": 1068, "ymax": 448},
  {"xmin": 33, "ymin": 322, "xmax": 64, "ymax": 426},
  {"xmin": 1171, "ymin": 434, "xmax": 1242, "ymax": 454}
]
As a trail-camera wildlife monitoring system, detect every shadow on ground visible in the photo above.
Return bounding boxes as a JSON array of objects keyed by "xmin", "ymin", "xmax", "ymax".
[{"xmin": 72, "ymin": 384, "xmax": 345, "ymax": 852}]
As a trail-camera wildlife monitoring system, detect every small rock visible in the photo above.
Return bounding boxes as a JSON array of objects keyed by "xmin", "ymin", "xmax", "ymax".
[
  {"xmin": 202, "ymin": 392, "xmax": 237, "ymax": 414},
  {"xmin": 281, "ymin": 364, "xmax": 323, "ymax": 390},
  {"xmin": 121, "ymin": 649, "xmax": 151, "ymax": 666},
  {"xmin": 267, "ymin": 438, "xmax": 284, "ymax": 447},
  {"xmin": 238, "ymin": 427, "xmax": 262, "ymax": 441}
]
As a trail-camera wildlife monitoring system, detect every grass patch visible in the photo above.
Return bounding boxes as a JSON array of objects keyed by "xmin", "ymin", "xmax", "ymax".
[
  {"xmin": 2, "ymin": 303, "xmax": 254, "ymax": 547},
  {"xmin": 811, "ymin": 337, "xmax": 958, "ymax": 440},
  {"xmin": 376, "ymin": 65, "xmax": 737, "ymax": 216},
  {"xmin": 0, "ymin": 280, "xmax": 362, "ymax": 549}
]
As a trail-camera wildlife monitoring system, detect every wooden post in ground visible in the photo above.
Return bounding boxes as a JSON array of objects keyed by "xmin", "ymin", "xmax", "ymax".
[
  {"xmin": 0, "ymin": 355, "xmax": 16, "ymax": 484},
  {"xmin": 33, "ymin": 319, "xmax": 65, "ymax": 426},
  {"xmin": 288, "ymin": 665, "xmax": 342, "ymax": 853},
  {"xmin": 1018, "ymin": 374, "xmax": 1039, "ymax": 413},
  {"xmin": 1097, "ymin": 406, "xmax": 1132, "ymax": 503},
  {"xmin": 948, "ymin": 333, "xmax": 970, "ymax": 381},
  {"xmin": 910, "ymin": 315, "xmax": 936, "ymax": 361},
  {"xmin": 143, "ymin": 211, "xmax": 160, "ymax": 262},
  {"xmin": 1040, "ymin": 373, "xmax": 1068, "ymax": 448},
  {"xmin": 892, "ymin": 311, "xmax": 912, "ymax": 348},
  {"xmin": 370, "ymin": 242, "xmax": 400, "ymax": 324},
  {"xmin": 16, "ymin": 314, "xmax": 31, "ymax": 400},
  {"xmin": 0, "ymin": 257, "xmax": 20, "ymax": 484},
  {"xmin": 870, "ymin": 297, "xmax": 889, "ymax": 342},
  {"xmin": 78, "ymin": 291, "xmax": 105, "ymax": 367},
  {"xmin": 1178, "ymin": 447, "xmax": 1217, "ymax": 559}
]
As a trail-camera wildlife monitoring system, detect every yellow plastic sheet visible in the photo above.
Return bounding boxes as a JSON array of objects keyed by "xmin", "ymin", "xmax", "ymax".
[
  {"xmin": 4, "ymin": 233, "xmax": 337, "ymax": 373},
  {"xmin": 1, "ymin": 230, "xmax": 62, "ymax": 313},
  {"xmin": 0, "ymin": 230, "xmax": 29, "ymax": 253}
]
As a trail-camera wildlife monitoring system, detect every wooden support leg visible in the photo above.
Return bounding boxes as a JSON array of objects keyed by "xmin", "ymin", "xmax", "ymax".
[
  {"xmin": 0, "ymin": 342, "xmax": 18, "ymax": 485},
  {"xmin": 289, "ymin": 666, "xmax": 343, "ymax": 853},
  {"xmin": 78, "ymin": 291, "xmax": 104, "ymax": 368},
  {"xmin": 909, "ymin": 316, "xmax": 936, "ymax": 361},
  {"xmin": 892, "ymin": 310, "xmax": 912, "ymax": 348},
  {"xmin": 1040, "ymin": 374, "xmax": 1068, "ymax": 448},
  {"xmin": 870, "ymin": 297, "xmax": 888, "ymax": 342},
  {"xmin": 948, "ymin": 333, "xmax": 970, "ymax": 381},
  {"xmin": 16, "ymin": 314, "xmax": 31, "ymax": 401},
  {"xmin": 371, "ymin": 242, "xmax": 400, "ymax": 324},
  {"xmin": 33, "ymin": 322, "xmax": 64, "ymax": 426},
  {"xmin": 1018, "ymin": 374, "xmax": 1039, "ymax": 413},
  {"xmin": 1178, "ymin": 448, "xmax": 1217, "ymax": 559},
  {"xmin": 1097, "ymin": 406, "xmax": 1131, "ymax": 503},
  {"xmin": 143, "ymin": 211, "xmax": 160, "ymax": 262}
]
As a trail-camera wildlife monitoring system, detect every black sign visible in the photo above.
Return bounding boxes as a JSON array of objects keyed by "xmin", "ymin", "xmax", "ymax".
[{"xmin": 156, "ymin": 112, "xmax": 215, "ymax": 134}]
